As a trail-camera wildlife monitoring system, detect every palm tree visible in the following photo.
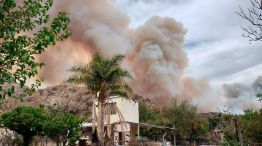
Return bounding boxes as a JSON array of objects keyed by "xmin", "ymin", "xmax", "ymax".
[{"xmin": 66, "ymin": 53, "xmax": 133, "ymax": 145}]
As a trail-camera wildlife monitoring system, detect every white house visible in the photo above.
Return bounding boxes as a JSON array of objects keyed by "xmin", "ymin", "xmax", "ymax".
[{"xmin": 81, "ymin": 96, "xmax": 139, "ymax": 145}]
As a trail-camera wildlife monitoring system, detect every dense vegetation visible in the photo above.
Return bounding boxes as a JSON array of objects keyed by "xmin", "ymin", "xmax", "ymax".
[
  {"xmin": 0, "ymin": 106, "xmax": 46, "ymax": 146},
  {"xmin": 0, "ymin": 106, "xmax": 83, "ymax": 146},
  {"xmin": 139, "ymin": 100, "xmax": 262, "ymax": 145},
  {"xmin": 0, "ymin": 0, "xmax": 70, "ymax": 99},
  {"xmin": 139, "ymin": 100, "xmax": 209, "ymax": 145}
]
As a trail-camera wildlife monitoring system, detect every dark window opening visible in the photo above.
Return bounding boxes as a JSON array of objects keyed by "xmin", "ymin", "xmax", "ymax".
[{"xmin": 106, "ymin": 102, "xmax": 117, "ymax": 115}]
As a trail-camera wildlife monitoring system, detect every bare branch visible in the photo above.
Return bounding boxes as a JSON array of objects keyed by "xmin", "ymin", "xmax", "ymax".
[{"xmin": 237, "ymin": 0, "xmax": 262, "ymax": 41}]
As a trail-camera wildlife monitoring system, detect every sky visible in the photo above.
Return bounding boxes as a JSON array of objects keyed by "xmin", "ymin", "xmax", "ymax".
[{"xmin": 113, "ymin": 0, "xmax": 262, "ymax": 86}]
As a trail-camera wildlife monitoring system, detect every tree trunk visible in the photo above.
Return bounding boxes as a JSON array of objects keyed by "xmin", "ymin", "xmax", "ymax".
[
  {"xmin": 23, "ymin": 135, "xmax": 31, "ymax": 146},
  {"xmin": 97, "ymin": 101, "xmax": 105, "ymax": 145},
  {"xmin": 63, "ymin": 141, "xmax": 67, "ymax": 146},
  {"xmin": 56, "ymin": 137, "xmax": 61, "ymax": 146},
  {"xmin": 56, "ymin": 141, "xmax": 60, "ymax": 146}
]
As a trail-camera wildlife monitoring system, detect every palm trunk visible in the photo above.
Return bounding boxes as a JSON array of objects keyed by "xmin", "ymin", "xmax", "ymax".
[{"xmin": 97, "ymin": 101, "xmax": 105, "ymax": 145}]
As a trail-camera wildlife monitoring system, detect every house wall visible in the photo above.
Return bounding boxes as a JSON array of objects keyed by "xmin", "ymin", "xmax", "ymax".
[
  {"xmin": 112, "ymin": 97, "xmax": 139, "ymax": 124},
  {"xmin": 130, "ymin": 123, "xmax": 139, "ymax": 141},
  {"xmin": 112, "ymin": 122, "xmax": 139, "ymax": 145},
  {"xmin": 94, "ymin": 96, "xmax": 139, "ymax": 124}
]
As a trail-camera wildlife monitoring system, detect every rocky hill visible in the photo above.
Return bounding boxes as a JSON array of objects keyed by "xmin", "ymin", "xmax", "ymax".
[{"xmin": 0, "ymin": 84, "xmax": 94, "ymax": 117}]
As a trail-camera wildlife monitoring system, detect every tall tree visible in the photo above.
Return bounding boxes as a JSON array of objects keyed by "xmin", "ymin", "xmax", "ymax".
[
  {"xmin": 162, "ymin": 100, "xmax": 208, "ymax": 144},
  {"xmin": 0, "ymin": 106, "xmax": 46, "ymax": 146},
  {"xmin": 67, "ymin": 53, "xmax": 133, "ymax": 145},
  {"xmin": 0, "ymin": 0, "xmax": 70, "ymax": 99},
  {"xmin": 237, "ymin": 0, "xmax": 262, "ymax": 41},
  {"xmin": 43, "ymin": 109, "xmax": 83, "ymax": 146}
]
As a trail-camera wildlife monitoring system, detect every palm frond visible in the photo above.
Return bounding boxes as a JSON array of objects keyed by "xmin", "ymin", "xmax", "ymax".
[
  {"xmin": 109, "ymin": 90, "xmax": 128, "ymax": 98},
  {"xmin": 66, "ymin": 52, "xmax": 133, "ymax": 100},
  {"xmin": 106, "ymin": 69, "xmax": 132, "ymax": 83},
  {"xmin": 110, "ymin": 54, "xmax": 125, "ymax": 66},
  {"xmin": 66, "ymin": 74, "xmax": 85, "ymax": 84},
  {"xmin": 67, "ymin": 64, "xmax": 90, "ymax": 74},
  {"xmin": 122, "ymin": 83, "xmax": 133, "ymax": 93}
]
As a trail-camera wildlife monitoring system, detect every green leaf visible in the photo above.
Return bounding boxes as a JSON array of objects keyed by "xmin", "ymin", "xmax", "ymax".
[
  {"xmin": 21, "ymin": 53, "xmax": 29, "ymax": 62},
  {"xmin": 10, "ymin": 76, "xmax": 16, "ymax": 82},
  {"xmin": 0, "ymin": 93, "xmax": 4, "ymax": 99},
  {"xmin": 7, "ymin": 63, "xmax": 12, "ymax": 70},
  {"xmin": 0, "ymin": 0, "xmax": 70, "ymax": 98},
  {"xmin": 20, "ymin": 79, "xmax": 26, "ymax": 88},
  {"xmin": 7, "ymin": 86, "xmax": 15, "ymax": 97}
]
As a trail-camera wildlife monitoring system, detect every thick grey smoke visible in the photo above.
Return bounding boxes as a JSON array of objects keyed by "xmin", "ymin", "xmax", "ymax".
[
  {"xmin": 222, "ymin": 76, "xmax": 262, "ymax": 112},
  {"xmin": 223, "ymin": 83, "xmax": 252, "ymax": 99},
  {"xmin": 253, "ymin": 76, "xmax": 262, "ymax": 94},
  {"xmin": 223, "ymin": 76, "xmax": 262, "ymax": 99}
]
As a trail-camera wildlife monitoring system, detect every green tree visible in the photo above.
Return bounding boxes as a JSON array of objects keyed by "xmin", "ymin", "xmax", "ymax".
[
  {"xmin": 0, "ymin": 0, "xmax": 70, "ymax": 99},
  {"xmin": 241, "ymin": 109, "xmax": 262, "ymax": 144},
  {"xmin": 0, "ymin": 106, "xmax": 46, "ymax": 146},
  {"xmin": 162, "ymin": 100, "xmax": 208, "ymax": 143},
  {"xmin": 67, "ymin": 53, "xmax": 133, "ymax": 145},
  {"xmin": 43, "ymin": 109, "xmax": 83, "ymax": 146},
  {"xmin": 139, "ymin": 101, "xmax": 158, "ymax": 123}
]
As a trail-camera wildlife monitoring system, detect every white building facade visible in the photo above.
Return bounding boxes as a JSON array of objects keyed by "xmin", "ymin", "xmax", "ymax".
[{"xmin": 82, "ymin": 96, "xmax": 139, "ymax": 145}]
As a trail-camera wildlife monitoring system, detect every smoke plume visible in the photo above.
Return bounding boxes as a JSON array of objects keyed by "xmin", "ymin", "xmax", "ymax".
[
  {"xmin": 221, "ymin": 76, "xmax": 262, "ymax": 112},
  {"xmin": 39, "ymin": 0, "xmax": 131, "ymax": 85},
  {"xmin": 223, "ymin": 83, "xmax": 252, "ymax": 99},
  {"xmin": 36, "ymin": 0, "xmax": 260, "ymax": 111},
  {"xmin": 253, "ymin": 76, "xmax": 262, "ymax": 94},
  {"xmin": 126, "ymin": 17, "xmax": 211, "ymax": 105}
]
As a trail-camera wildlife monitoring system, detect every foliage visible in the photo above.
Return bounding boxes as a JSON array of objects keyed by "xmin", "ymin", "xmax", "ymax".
[
  {"xmin": 67, "ymin": 53, "xmax": 133, "ymax": 99},
  {"xmin": 0, "ymin": 106, "xmax": 84, "ymax": 146},
  {"xmin": 207, "ymin": 112, "xmax": 244, "ymax": 146},
  {"xmin": 138, "ymin": 99, "xmax": 209, "ymax": 144},
  {"xmin": 162, "ymin": 100, "xmax": 209, "ymax": 141},
  {"xmin": 241, "ymin": 109, "xmax": 262, "ymax": 144},
  {"xmin": 43, "ymin": 109, "xmax": 84, "ymax": 146},
  {"xmin": 138, "ymin": 99, "xmax": 262, "ymax": 145},
  {"xmin": 0, "ymin": 0, "xmax": 70, "ymax": 99},
  {"xmin": 0, "ymin": 106, "xmax": 46, "ymax": 146},
  {"xmin": 208, "ymin": 113, "xmax": 224, "ymax": 131},
  {"xmin": 139, "ymin": 101, "xmax": 158, "ymax": 123},
  {"xmin": 138, "ymin": 102, "xmax": 168, "ymax": 141}
]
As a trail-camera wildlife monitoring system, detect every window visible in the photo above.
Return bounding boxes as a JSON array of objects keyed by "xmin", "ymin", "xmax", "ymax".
[{"xmin": 106, "ymin": 102, "xmax": 117, "ymax": 115}]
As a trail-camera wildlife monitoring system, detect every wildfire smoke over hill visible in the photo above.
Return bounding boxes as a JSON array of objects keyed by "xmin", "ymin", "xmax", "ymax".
[{"xmin": 35, "ymin": 0, "xmax": 260, "ymax": 112}]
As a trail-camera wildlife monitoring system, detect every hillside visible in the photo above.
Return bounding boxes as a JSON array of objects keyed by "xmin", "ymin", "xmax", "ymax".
[{"xmin": 0, "ymin": 84, "xmax": 93, "ymax": 117}]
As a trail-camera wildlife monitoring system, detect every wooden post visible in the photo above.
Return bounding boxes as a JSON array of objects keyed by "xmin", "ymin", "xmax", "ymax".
[
  {"xmin": 137, "ymin": 123, "xmax": 140, "ymax": 139},
  {"xmin": 173, "ymin": 134, "xmax": 176, "ymax": 146},
  {"xmin": 173, "ymin": 126, "xmax": 176, "ymax": 146}
]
